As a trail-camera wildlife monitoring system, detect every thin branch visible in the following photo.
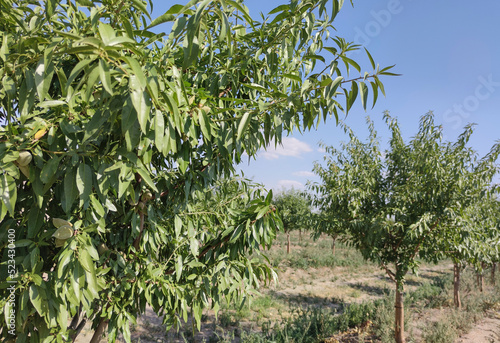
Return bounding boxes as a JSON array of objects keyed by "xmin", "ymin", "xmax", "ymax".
[{"xmin": 381, "ymin": 263, "xmax": 396, "ymax": 283}]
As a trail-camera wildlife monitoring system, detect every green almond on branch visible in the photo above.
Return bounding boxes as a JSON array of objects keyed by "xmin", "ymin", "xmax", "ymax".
[
  {"xmin": 52, "ymin": 224, "xmax": 74, "ymax": 240},
  {"xmin": 52, "ymin": 218, "xmax": 73, "ymax": 228},
  {"xmin": 16, "ymin": 151, "xmax": 32, "ymax": 166}
]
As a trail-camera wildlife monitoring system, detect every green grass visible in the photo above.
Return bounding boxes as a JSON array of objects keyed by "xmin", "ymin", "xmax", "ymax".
[{"xmin": 263, "ymin": 232, "xmax": 371, "ymax": 270}]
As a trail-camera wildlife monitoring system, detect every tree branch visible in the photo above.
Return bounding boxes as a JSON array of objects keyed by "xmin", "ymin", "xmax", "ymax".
[
  {"xmin": 381, "ymin": 263, "xmax": 396, "ymax": 283},
  {"xmin": 89, "ymin": 318, "xmax": 109, "ymax": 343}
]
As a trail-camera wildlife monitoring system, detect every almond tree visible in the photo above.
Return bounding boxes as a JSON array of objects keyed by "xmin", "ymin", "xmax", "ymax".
[
  {"xmin": 0, "ymin": 0, "xmax": 394, "ymax": 341},
  {"xmin": 310, "ymin": 113, "xmax": 499, "ymax": 343},
  {"xmin": 273, "ymin": 189, "xmax": 310, "ymax": 254}
]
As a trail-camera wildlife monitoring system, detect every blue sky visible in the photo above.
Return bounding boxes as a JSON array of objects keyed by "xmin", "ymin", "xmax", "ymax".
[{"xmin": 153, "ymin": 1, "xmax": 500, "ymax": 191}]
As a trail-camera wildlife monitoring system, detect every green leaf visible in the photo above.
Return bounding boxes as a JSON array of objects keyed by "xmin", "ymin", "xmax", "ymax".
[
  {"xmin": 66, "ymin": 59, "xmax": 94, "ymax": 90},
  {"xmin": 15, "ymin": 239, "xmax": 33, "ymax": 248},
  {"xmin": 123, "ymin": 56, "xmax": 147, "ymax": 89},
  {"xmin": 341, "ymin": 56, "xmax": 361, "ymax": 73},
  {"xmin": 147, "ymin": 12, "xmax": 176, "ymax": 29},
  {"xmin": 72, "ymin": 262, "xmax": 82, "ymax": 302},
  {"xmin": 76, "ymin": 0, "xmax": 93, "ymax": 5},
  {"xmin": 130, "ymin": 75, "xmax": 150, "ymax": 134},
  {"xmin": 359, "ymin": 82, "xmax": 368, "ymax": 111},
  {"xmin": 0, "ymin": 34, "xmax": 9, "ymax": 62},
  {"xmin": 237, "ymin": 112, "xmax": 252, "ymax": 140},
  {"xmin": 268, "ymin": 4, "xmax": 289, "ymax": 15},
  {"xmin": 199, "ymin": 109, "xmax": 211, "ymax": 139},
  {"xmin": 225, "ymin": 0, "xmax": 253, "ymax": 25},
  {"xmin": 90, "ymin": 194, "xmax": 105, "ymax": 218},
  {"xmin": 63, "ymin": 168, "xmax": 78, "ymax": 213},
  {"xmin": 98, "ymin": 22, "xmax": 116, "ymax": 45},
  {"xmin": 136, "ymin": 167, "xmax": 158, "ymax": 192},
  {"xmin": 346, "ymin": 81, "xmax": 358, "ymax": 112},
  {"xmin": 34, "ymin": 56, "xmax": 54, "ymax": 101},
  {"xmin": 304, "ymin": 54, "xmax": 326, "ymax": 63},
  {"xmin": 99, "ymin": 59, "xmax": 113, "ymax": 95},
  {"xmin": 39, "ymin": 100, "xmax": 66, "ymax": 108},
  {"xmin": 130, "ymin": 0, "xmax": 150, "ymax": 17},
  {"xmin": 76, "ymin": 164, "xmax": 93, "ymax": 205},
  {"xmin": 29, "ymin": 285, "xmax": 48, "ymax": 316},
  {"xmin": 176, "ymin": 255, "xmax": 183, "ymax": 282},
  {"xmin": 79, "ymin": 249, "xmax": 94, "ymax": 273},
  {"xmin": 283, "ymin": 73, "xmax": 302, "ymax": 82},
  {"xmin": 365, "ymin": 47, "xmax": 376, "ymax": 69},
  {"xmin": 370, "ymin": 81, "xmax": 378, "ymax": 109},
  {"xmin": 107, "ymin": 36, "xmax": 136, "ymax": 46},
  {"xmin": 154, "ymin": 111, "xmax": 165, "ymax": 153},
  {"xmin": 2, "ymin": 75, "xmax": 16, "ymax": 97},
  {"xmin": 1, "ymin": 174, "xmax": 16, "ymax": 216}
]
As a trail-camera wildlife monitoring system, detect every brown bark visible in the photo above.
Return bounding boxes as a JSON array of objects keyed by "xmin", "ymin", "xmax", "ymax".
[
  {"xmin": 453, "ymin": 263, "xmax": 461, "ymax": 309},
  {"xmin": 478, "ymin": 262, "xmax": 485, "ymax": 292},
  {"xmin": 491, "ymin": 263, "xmax": 496, "ymax": 285},
  {"xmin": 90, "ymin": 318, "xmax": 109, "ymax": 343},
  {"xmin": 286, "ymin": 232, "xmax": 290, "ymax": 254},
  {"xmin": 395, "ymin": 282, "xmax": 405, "ymax": 343},
  {"xmin": 299, "ymin": 229, "xmax": 302, "ymax": 243},
  {"xmin": 331, "ymin": 235, "xmax": 338, "ymax": 255}
]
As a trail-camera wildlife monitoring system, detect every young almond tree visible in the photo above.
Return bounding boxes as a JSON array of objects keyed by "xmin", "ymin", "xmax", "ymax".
[
  {"xmin": 0, "ymin": 0, "xmax": 394, "ymax": 341},
  {"xmin": 273, "ymin": 189, "xmax": 311, "ymax": 254},
  {"xmin": 439, "ymin": 196, "xmax": 500, "ymax": 308},
  {"xmin": 310, "ymin": 113, "xmax": 500, "ymax": 343}
]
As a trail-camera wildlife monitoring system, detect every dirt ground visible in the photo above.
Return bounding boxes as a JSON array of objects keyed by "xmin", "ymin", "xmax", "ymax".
[{"xmin": 75, "ymin": 239, "xmax": 500, "ymax": 343}]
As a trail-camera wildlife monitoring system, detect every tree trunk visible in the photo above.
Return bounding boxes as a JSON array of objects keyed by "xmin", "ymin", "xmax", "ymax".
[
  {"xmin": 299, "ymin": 229, "xmax": 302, "ymax": 243},
  {"xmin": 89, "ymin": 318, "xmax": 109, "ymax": 343},
  {"xmin": 286, "ymin": 232, "xmax": 290, "ymax": 254},
  {"xmin": 331, "ymin": 235, "xmax": 338, "ymax": 255},
  {"xmin": 492, "ymin": 263, "xmax": 496, "ymax": 286},
  {"xmin": 478, "ymin": 262, "xmax": 485, "ymax": 292},
  {"xmin": 395, "ymin": 282, "xmax": 405, "ymax": 343},
  {"xmin": 453, "ymin": 263, "xmax": 461, "ymax": 310}
]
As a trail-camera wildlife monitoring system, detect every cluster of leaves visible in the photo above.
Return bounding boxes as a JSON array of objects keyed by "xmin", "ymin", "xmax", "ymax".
[{"xmin": 0, "ymin": 0, "xmax": 393, "ymax": 341}]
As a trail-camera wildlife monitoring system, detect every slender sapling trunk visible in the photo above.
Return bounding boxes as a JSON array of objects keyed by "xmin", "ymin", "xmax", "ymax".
[
  {"xmin": 492, "ymin": 262, "xmax": 496, "ymax": 286},
  {"xmin": 453, "ymin": 263, "xmax": 461, "ymax": 309},
  {"xmin": 286, "ymin": 232, "xmax": 290, "ymax": 254},
  {"xmin": 395, "ymin": 281, "xmax": 405, "ymax": 343}
]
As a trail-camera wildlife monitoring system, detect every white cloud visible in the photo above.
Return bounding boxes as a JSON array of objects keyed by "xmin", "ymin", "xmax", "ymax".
[
  {"xmin": 317, "ymin": 146, "xmax": 326, "ymax": 153},
  {"xmin": 292, "ymin": 171, "xmax": 316, "ymax": 177},
  {"xmin": 276, "ymin": 180, "xmax": 304, "ymax": 190},
  {"xmin": 260, "ymin": 137, "xmax": 313, "ymax": 160}
]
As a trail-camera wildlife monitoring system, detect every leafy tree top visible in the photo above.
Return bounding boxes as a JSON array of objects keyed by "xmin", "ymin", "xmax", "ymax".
[
  {"xmin": 273, "ymin": 188, "xmax": 311, "ymax": 233},
  {"xmin": 310, "ymin": 112, "xmax": 499, "ymax": 284}
]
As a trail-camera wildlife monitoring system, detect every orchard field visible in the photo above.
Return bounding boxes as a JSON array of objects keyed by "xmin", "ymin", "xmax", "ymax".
[{"xmin": 74, "ymin": 230, "xmax": 500, "ymax": 343}]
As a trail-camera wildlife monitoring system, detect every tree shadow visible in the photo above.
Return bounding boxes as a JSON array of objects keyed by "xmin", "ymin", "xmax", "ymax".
[
  {"xmin": 348, "ymin": 282, "xmax": 392, "ymax": 296},
  {"xmin": 267, "ymin": 290, "xmax": 343, "ymax": 310}
]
